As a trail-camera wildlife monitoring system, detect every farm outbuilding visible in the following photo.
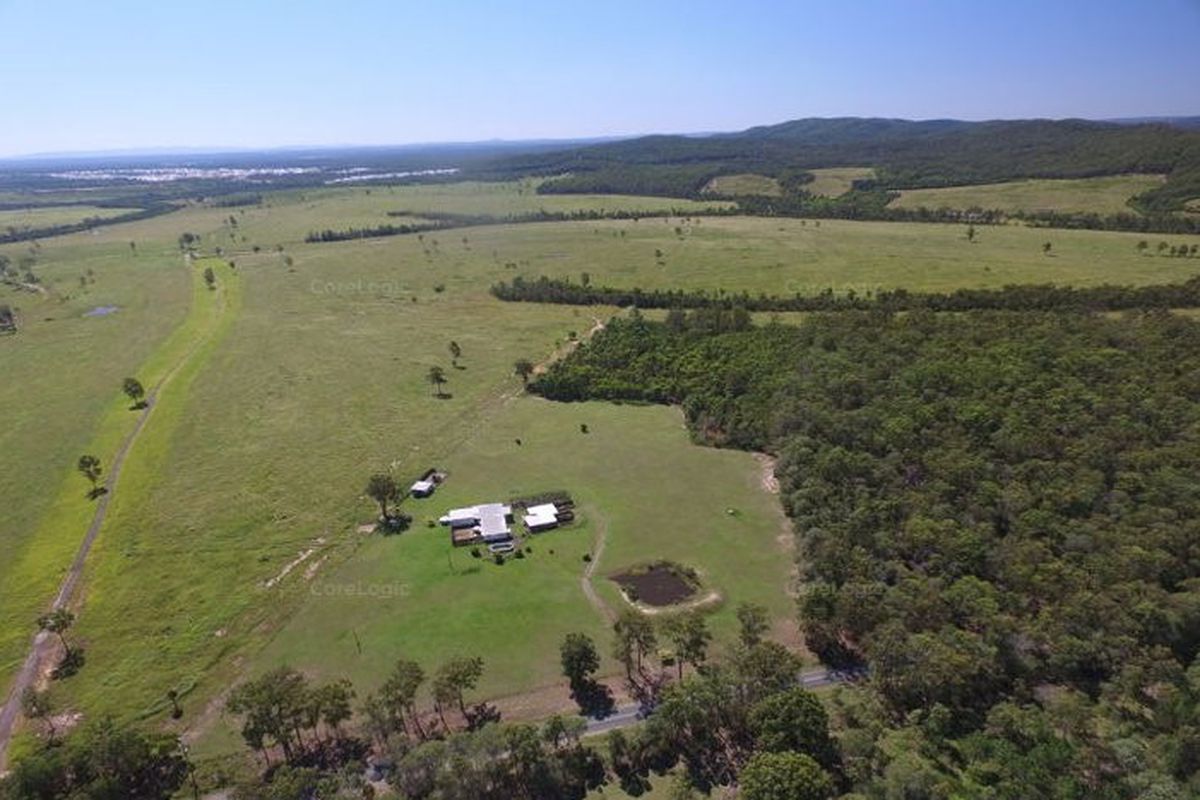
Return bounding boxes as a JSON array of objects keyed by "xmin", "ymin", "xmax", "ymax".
[{"xmin": 522, "ymin": 502, "xmax": 561, "ymax": 532}]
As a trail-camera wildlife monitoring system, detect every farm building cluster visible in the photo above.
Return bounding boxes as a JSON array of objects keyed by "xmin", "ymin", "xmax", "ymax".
[{"xmin": 436, "ymin": 497, "xmax": 575, "ymax": 552}]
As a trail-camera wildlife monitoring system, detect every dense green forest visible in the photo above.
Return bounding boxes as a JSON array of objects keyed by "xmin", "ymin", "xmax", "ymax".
[
  {"xmin": 492, "ymin": 271, "xmax": 1200, "ymax": 314},
  {"xmin": 478, "ymin": 118, "xmax": 1200, "ymax": 218},
  {"xmin": 531, "ymin": 309, "xmax": 1200, "ymax": 797}
]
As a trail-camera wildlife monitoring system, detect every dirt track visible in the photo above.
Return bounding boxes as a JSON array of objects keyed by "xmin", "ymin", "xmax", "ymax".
[{"xmin": 0, "ymin": 260, "xmax": 228, "ymax": 772}]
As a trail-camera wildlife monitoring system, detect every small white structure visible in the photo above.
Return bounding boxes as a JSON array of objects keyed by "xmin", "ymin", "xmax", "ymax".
[
  {"xmin": 410, "ymin": 479, "xmax": 436, "ymax": 498},
  {"xmin": 440, "ymin": 503, "xmax": 513, "ymax": 543},
  {"xmin": 522, "ymin": 502, "xmax": 560, "ymax": 533}
]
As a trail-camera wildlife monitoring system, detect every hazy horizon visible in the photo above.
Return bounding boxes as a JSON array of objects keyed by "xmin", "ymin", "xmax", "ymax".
[
  {"xmin": 5, "ymin": 114, "xmax": 1200, "ymax": 163},
  {"xmin": 2, "ymin": 0, "xmax": 1198, "ymax": 158}
]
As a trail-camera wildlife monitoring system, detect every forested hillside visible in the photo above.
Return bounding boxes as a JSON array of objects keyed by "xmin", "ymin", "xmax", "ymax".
[
  {"xmin": 532, "ymin": 309, "xmax": 1200, "ymax": 797},
  {"xmin": 479, "ymin": 117, "xmax": 1200, "ymax": 217}
]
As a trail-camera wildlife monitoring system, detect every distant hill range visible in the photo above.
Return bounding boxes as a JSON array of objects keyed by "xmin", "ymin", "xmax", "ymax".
[
  {"xmin": 480, "ymin": 117, "xmax": 1200, "ymax": 214},
  {"xmin": 1108, "ymin": 116, "xmax": 1200, "ymax": 129}
]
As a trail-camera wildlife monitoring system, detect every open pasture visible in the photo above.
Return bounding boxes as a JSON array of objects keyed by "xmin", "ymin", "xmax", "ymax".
[
  {"xmin": 702, "ymin": 173, "xmax": 782, "ymax": 196},
  {"xmin": 208, "ymin": 180, "xmax": 730, "ymax": 245},
  {"xmin": 0, "ymin": 204, "xmax": 135, "ymax": 233},
  {"xmin": 0, "ymin": 237, "xmax": 192, "ymax": 684},
  {"xmin": 434, "ymin": 214, "xmax": 1200, "ymax": 295},
  {"xmin": 239, "ymin": 397, "xmax": 792, "ymax": 744},
  {"xmin": 3, "ymin": 178, "xmax": 1198, "ymax": 763},
  {"xmin": 890, "ymin": 173, "xmax": 1165, "ymax": 215},
  {"xmin": 803, "ymin": 166, "xmax": 874, "ymax": 196}
]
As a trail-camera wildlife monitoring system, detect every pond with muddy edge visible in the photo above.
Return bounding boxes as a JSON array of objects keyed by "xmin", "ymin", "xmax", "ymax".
[{"xmin": 611, "ymin": 561, "xmax": 700, "ymax": 606}]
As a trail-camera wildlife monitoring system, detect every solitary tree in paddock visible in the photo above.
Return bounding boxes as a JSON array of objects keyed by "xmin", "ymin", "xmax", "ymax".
[
  {"xmin": 514, "ymin": 359, "xmax": 535, "ymax": 386},
  {"xmin": 77, "ymin": 454, "xmax": 102, "ymax": 497},
  {"xmin": 365, "ymin": 473, "xmax": 399, "ymax": 522},
  {"xmin": 427, "ymin": 365, "xmax": 448, "ymax": 398},
  {"xmin": 449, "ymin": 340, "xmax": 462, "ymax": 366},
  {"xmin": 1042, "ymin": 241, "xmax": 1053, "ymax": 255},
  {"xmin": 203, "ymin": 266, "xmax": 216, "ymax": 289},
  {"xmin": 560, "ymin": 633, "xmax": 601, "ymax": 692},
  {"xmin": 0, "ymin": 303, "xmax": 16, "ymax": 333},
  {"xmin": 122, "ymin": 377, "xmax": 146, "ymax": 409}
]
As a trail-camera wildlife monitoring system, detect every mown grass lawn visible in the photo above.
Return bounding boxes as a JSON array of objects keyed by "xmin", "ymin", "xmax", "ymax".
[{"xmin": 232, "ymin": 397, "xmax": 792, "ymax": 750}]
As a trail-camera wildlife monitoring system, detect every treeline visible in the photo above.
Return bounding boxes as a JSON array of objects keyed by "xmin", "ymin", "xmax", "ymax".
[
  {"xmin": 209, "ymin": 192, "xmax": 263, "ymax": 207},
  {"xmin": 731, "ymin": 189, "xmax": 1200, "ymax": 234},
  {"xmin": 531, "ymin": 308, "xmax": 1200, "ymax": 797},
  {"xmin": 3, "ymin": 607, "xmax": 848, "ymax": 800},
  {"xmin": 304, "ymin": 220, "xmax": 443, "ymax": 243},
  {"xmin": 0, "ymin": 203, "xmax": 176, "ymax": 245},
  {"xmin": 491, "ymin": 272, "xmax": 1200, "ymax": 313},
  {"xmin": 306, "ymin": 207, "xmax": 733, "ymax": 243},
  {"xmin": 535, "ymin": 164, "xmax": 736, "ymax": 198},
  {"xmin": 385, "ymin": 207, "xmax": 720, "ymax": 223}
]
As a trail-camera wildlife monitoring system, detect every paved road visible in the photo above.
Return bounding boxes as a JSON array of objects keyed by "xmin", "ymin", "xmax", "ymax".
[{"xmin": 582, "ymin": 665, "xmax": 860, "ymax": 736}]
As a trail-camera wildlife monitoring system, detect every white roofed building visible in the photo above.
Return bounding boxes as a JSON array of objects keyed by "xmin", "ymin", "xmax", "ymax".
[
  {"xmin": 522, "ymin": 502, "xmax": 560, "ymax": 532},
  {"xmin": 439, "ymin": 502, "xmax": 513, "ymax": 543}
]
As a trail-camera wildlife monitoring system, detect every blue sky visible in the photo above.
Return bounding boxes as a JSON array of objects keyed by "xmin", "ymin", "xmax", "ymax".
[{"xmin": 1, "ymin": 0, "xmax": 1198, "ymax": 156}]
